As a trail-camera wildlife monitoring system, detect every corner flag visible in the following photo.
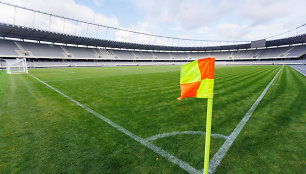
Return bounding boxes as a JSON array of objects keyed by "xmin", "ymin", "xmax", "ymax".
[
  {"xmin": 178, "ymin": 57, "xmax": 215, "ymax": 100},
  {"xmin": 177, "ymin": 57, "xmax": 215, "ymax": 174}
]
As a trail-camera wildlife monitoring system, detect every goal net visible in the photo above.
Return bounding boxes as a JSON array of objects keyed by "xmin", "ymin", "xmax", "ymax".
[{"xmin": 6, "ymin": 58, "xmax": 28, "ymax": 74}]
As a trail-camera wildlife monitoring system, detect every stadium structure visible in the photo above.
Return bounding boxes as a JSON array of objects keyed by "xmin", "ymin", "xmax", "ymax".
[{"xmin": 0, "ymin": 1, "xmax": 305, "ymax": 69}]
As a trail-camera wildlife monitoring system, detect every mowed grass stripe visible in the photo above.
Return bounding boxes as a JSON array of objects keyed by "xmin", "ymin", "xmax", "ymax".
[
  {"xmin": 43, "ymin": 66, "xmax": 282, "ymax": 171},
  {"xmin": 214, "ymin": 66, "xmax": 305, "ymax": 174},
  {"xmin": 123, "ymin": 67, "xmax": 277, "ymax": 113},
  {"xmin": 208, "ymin": 67, "xmax": 282, "ymax": 174},
  {"xmin": 214, "ymin": 66, "xmax": 271, "ymax": 77},
  {"xmin": 212, "ymin": 67, "xmax": 281, "ymax": 135},
  {"xmin": 28, "ymin": 73, "xmax": 199, "ymax": 174},
  {"xmin": 59, "ymin": 66, "xmax": 275, "ymax": 102},
  {"xmin": 0, "ymin": 71, "xmax": 8, "ymax": 103},
  {"xmin": 0, "ymin": 74, "xmax": 193, "ymax": 173},
  {"xmin": 31, "ymin": 66, "xmax": 281, "ymax": 140},
  {"xmin": 43, "ymin": 66, "xmax": 272, "ymax": 103},
  {"xmin": 214, "ymin": 67, "xmax": 273, "ymax": 80},
  {"xmin": 2, "ymin": 65, "xmax": 302, "ymax": 173},
  {"xmin": 214, "ymin": 67, "xmax": 278, "ymax": 92},
  {"xmin": 141, "ymin": 66, "xmax": 282, "ymax": 169},
  {"xmin": 121, "ymin": 67, "xmax": 273, "ymax": 97},
  {"xmin": 120, "ymin": 66, "xmax": 275, "ymax": 96}
]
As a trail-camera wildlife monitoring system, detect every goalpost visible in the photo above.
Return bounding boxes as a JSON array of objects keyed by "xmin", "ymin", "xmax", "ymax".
[{"xmin": 5, "ymin": 58, "xmax": 28, "ymax": 74}]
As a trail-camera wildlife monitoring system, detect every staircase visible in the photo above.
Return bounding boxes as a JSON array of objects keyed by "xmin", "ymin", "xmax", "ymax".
[
  {"xmin": 14, "ymin": 41, "xmax": 33, "ymax": 56},
  {"xmin": 280, "ymin": 47, "xmax": 295, "ymax": 57},
  {"xmin": 61, "ymin": 46, "xmax": 73, "ymax": 58}
]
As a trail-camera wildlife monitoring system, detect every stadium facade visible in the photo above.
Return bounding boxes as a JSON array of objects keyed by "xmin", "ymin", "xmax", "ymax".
[{"xmin": 0, "ymin": 1, "xmax": 305, "ymax": 68}]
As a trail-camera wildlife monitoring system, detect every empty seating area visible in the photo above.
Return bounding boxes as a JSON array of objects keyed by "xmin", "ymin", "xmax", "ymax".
[
  {"xmin": 19, "ymin": 41, "xmax": 64, "ymax": 57},
  {"xmin": 257, "ymin": 47, "xmax": 291, "ymax": 58},
  {"xmin": 152, "ymin": 52, "xmax": 173, "ymax": 59},
  {"xmin": 134, "ymin": 51, "xmax": 154, "ymax": 60},
  {"xmin": 0, "ymin": 39, "xmax": 305, "ymax": 61},
  {"xmin": 97, "ymin": 48, "xmax": 112, "ymax": 56},
  {"xmin": 189, "ymin": 52, "xmax": 211, "ymax": 59},
  {"xmin": 110, "ymin": 50, "xmax": 135, "ymax": 59},
  {"xmin": 232, "ymin": 49, "xmax": 259, "ymax": 59},
  {"xmin": 170, "ymin": 52, "xmax": 190, "ymax": 59},
  {"xmin": 64, "ymin": 46, "xmax": 96, "ymax": 58},
  {"xmin": 0, "ymin": 39, "xmax": 19, "ymax": 56},
  {"xmin": 287, "ymin": 45, "xmax": 306, "ymax": 57},
  {"xmin": 24, "ymin": 60, "xmax": 186, "ymax": 68},
  {"xmin": 211, "ymin": 51, "xmax": 231, "ymax": 60}
]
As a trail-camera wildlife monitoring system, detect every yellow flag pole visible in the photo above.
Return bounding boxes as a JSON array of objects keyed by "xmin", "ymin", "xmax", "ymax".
[{"xmin": 203, "ymin": 96, "xmax": 213, "ymax": 174}]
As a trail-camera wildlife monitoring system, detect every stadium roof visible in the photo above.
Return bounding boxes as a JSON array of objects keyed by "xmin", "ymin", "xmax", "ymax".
[{"xmin": 0, "ymin": 22, "xmax": 305, "ymax": 52}]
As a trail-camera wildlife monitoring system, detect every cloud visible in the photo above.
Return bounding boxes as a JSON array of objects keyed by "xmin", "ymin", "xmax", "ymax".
[
  {"xmin": 128, "ymin": 0, "xmax": 306, "ymax": 41},
  {"xmin": 92, "ymin": 0, "xmax": 104, "ymax": 7},
  {"xmin": 238, "ymin": 0, "xmax": 300, "ymax": 25},
  {"xmin": 129, "ymin": 0, "xmax": 219, "ymax": 30},
  {"xmin": 0, "ymin": 0, "xmax": 119, "ymax": 38},
  {"xmin": 0, "ymin": 0, "xmax": 305, "ymax": 45}
]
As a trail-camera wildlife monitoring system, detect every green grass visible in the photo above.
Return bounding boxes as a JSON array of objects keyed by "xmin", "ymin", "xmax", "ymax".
[
  {"xmin": 0, "ymin": 70, "xmax": 8, "ymax": 102},
  {"xmin": 0, "ymin": 65, "xmax": 305, "ymax": 173}
]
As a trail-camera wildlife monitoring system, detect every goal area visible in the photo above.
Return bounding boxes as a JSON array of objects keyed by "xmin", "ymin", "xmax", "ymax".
[{"xmin": 5, "ymin": 58, "xmax": 28, "ymax": 74}]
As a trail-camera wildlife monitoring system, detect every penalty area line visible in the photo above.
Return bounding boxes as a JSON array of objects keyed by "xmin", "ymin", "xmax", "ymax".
[
  {"xmin": 205, "ymin": 67, "xmax": 283, "ymax": 174},
  {"xmin": 28, "ymin": 73, "xmax": 199, "ymax": 174}
]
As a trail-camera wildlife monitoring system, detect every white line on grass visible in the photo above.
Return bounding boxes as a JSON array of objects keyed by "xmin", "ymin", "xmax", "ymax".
[
  {"xmin": 28, "ymin": 73, "xmax": 200, "ymax": 174},
  {"xmin": 290, "ymin": 65, "xmax": 306, "ymax": 76},
  {"xmin": 145, "ymin": 131, "xmax": 228, "ymax": 142},
  {"xmin": 205, "ymin": 67, "xmax": 283, "ymax": 174}
]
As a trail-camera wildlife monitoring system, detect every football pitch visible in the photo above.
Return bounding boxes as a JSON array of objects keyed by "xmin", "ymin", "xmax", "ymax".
[{"xmin": 0, "ymin": 65, "xmax": 305, "ymax": 173}]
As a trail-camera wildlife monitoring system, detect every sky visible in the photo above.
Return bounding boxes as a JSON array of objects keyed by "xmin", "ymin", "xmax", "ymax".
[{"xmin": 0, "ymin": 0, "xmax": 305, "ymax": 46}]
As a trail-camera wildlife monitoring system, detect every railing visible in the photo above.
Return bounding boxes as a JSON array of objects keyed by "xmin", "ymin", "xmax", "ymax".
[{"xmin": 0, "ymin": 1, "xmax": 305, "ymax": 47}]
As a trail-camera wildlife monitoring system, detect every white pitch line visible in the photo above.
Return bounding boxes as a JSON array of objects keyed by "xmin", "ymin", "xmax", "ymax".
[
  {"xmin": 290, "ymin": 65, "xmax": 306, "ymax": 76},
  {"xmin": 28, "ymin": 73, "xmax": 200, "ymax": 174},
  {"xmin": 145, "ymin": 131, "xmax": 228, "ymax": 142},
  {"xmin": 205, "ymin": 67, "xmax": 283, "ymax": 174}
]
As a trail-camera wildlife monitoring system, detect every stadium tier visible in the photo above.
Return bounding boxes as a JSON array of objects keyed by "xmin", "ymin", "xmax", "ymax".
[
  {"xmin": 19, "ymin": 41, "xmax": 64, "ymax": 57},
  {"xmin": 0, "ymin": 21, "xmax": 305, "ymax": 66},
  {"xmin": 133, "ymin": 51, "xmax": 154, "ymax": 60},
  {"xmin": 1, "ymin": 22, "xmax": 305, "ymax": 51},
  {"xmin": 0, "ymin": 39, "xmax": 305, "ymax": 61},
  {"xmin": 0, "ymin": 39, "xmax": 20, "ymax": 56}
]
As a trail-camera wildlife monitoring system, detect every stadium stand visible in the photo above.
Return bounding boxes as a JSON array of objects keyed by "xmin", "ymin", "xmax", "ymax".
[
  {"xmin": 170, "ymin": 52, "xmax": 190, "ymax": 59},
  {"xmin": 152, "ymin": 52, "xmax": 172, "ymax": 59},
  {"xmin": 96, "ymin": 48, "xmax": 115, "ymax": 59},
  {"xmin": 257, "ymin": 47, "xmax": 292, "ymax": 58},
  {"xmin": 133, "ymin": 51, "xmax": 154, "ymax": 60},
  {"xmin": 110, "ymin": 49, "xmax": 136, "ymax": 59},
  {"xmin": 0, "ymin": 22, "xmax": 305, "ymax": 51},
  {"xmin": 63, "ymin": 46, "xmax": 96, "ymax": 58},
  {"xmin": 0, "ymin": 19, "xmax": 305, "ymax": 67},
  {"xmin": 212, "ymin": 51, "xmax": 231, "ymax": 60},
  {"xmin": 188, "ymin": 52, "xmax": 211, "ymax": 59},
  {"xmin": 0, "ymin": 39, "xmax": 305, "ymax": 63},
  {"xmin": 19, "ymin": 41, "xmax": 64, "ymax": 57},
  {"xmin": 232, "ymin": 49, "xmax": 260, "ymax": 59},
  {"xmin": 286, "ymin": 45, "xmax": 306, "ymax": 57},
  {"xmin": 0, "ymin": 39, "xmax": 20, "ymax": 56}
]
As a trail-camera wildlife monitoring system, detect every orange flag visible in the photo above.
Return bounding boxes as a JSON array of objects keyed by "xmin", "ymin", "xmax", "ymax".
[{"xmin": 178, "ymin": 57, "xmax": 215, "ymax": 100}]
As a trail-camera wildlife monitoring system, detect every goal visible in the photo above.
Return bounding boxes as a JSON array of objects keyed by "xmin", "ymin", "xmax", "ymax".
[{"xmin": 6, "ymin": 58, "xmax": 28, "ymax": 74}]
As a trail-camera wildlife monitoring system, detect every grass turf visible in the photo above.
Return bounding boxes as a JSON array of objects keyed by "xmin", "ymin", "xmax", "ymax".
[
  {"xmin": 0, "ymin": 70, "xmax": 8, "ymax": 102},
  {"xmin": 0, "ymin": 65, "xmax": 305, "ymax": 173}
]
